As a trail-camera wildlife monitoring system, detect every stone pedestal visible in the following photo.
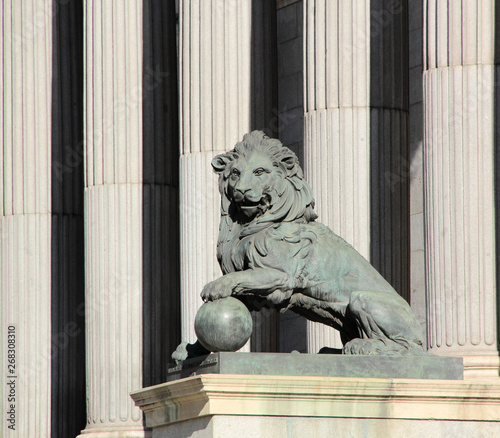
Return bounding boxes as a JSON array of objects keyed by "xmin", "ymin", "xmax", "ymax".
[
  {"xmin": 303, "ymin": 0, "xmax": 410, "ymax": 353},
  {"xmin": 166, "ymin": 352, "xmax": 463, "ymax": 381},
  {"xmin": 131, "ymin": 374, "xmax": 500, "ymax": 438},
  {"xmin": 423, "ymin": 0, "xmax": 499, "ymax": 377}
]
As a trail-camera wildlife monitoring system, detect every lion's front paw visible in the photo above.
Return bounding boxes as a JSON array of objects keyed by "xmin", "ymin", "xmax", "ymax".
[
  {"xmin": 171, "ymin": 341, "xmax": 190, "ymax": 363},
  {"xmin": 171, "ymin": 341, "xmax": 211, "ymax": 364},
  {"xmin": 200, "ymin": 277, "xmax": 233, "ymax": 302},
  {"xmin": 343, "ymin": 338, "xmax": 383, "ymax": 355}
]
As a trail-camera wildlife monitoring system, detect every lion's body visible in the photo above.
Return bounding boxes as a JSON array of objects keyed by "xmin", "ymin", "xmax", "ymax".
[{"xmin": 202, "ymin": 131, "xmax": 425, "ymax": 355}]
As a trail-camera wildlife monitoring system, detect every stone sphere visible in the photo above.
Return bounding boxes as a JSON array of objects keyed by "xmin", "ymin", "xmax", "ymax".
[{"xmin": 194, "ymin": 297, "xmax": 253, "ymax": 352}]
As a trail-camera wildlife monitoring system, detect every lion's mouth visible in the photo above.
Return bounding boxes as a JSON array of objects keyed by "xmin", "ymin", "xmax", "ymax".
[
  {"xmin": 237, "ymin": 195, "xmax": 271, "ymax": 217},
  {"xmin": 239, "ymin": 200, "xmax": 261, "ymax": 209}
]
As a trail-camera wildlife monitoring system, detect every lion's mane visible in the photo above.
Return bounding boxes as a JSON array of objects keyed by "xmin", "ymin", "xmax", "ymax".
[{"xmin": 212, "ymin": 131, "xmax": 318, "ymax": 275}]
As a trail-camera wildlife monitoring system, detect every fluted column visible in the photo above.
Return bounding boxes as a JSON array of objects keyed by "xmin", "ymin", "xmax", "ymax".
[
  {"xmin": 1, "ymin": 1, "xmax": 85, "ymax": 436},
  {"xmin": 303, "ymin": 0, "xmax": 409, "ymax": 353},
  {"xmin": 424, "ymin": 0, "xmax": 499, "ymax": 378},
  {"xmin": 0, "ymin": 5, "xmax": 52, "ymax": 437},
  {"xmin": 0, "ymin": 0, "xmax": 85, "ymax": 436},
  {"xmin": 82, "ymin": 1, "xmax": 144, "ymax": 435},
  {"xmin": 81, "ymin": 0, "xmax": 179, "ymax": 435},
  {"xmin": 179, "ymin": 0, "xmax": 278, "ymax": 351}
]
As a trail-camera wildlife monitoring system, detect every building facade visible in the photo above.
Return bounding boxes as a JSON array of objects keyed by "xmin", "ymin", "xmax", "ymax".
[{"xmin": 1, "ymin": 1, "xmax": 499, "ymax": 437}]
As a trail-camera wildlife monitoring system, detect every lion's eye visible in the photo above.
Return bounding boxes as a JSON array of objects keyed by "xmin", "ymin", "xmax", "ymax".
[
  {"xmin": 231, "ymin": 168, "xmax": 240, "ymax": 177},
  {"xmin": 254, "ymin": 168, "xmax": 266, "ymax": 176}
]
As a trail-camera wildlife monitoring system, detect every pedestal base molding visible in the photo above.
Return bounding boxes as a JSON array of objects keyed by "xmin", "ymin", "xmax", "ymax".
[
  {"xmin": 78, "ymin": 429, "xmax": 150, "ymax": 438},
  {"xmin": 462, "ymin": 355, "xmax": 500, "ymax": 380},
  {"xmin": 428, "ymin": 351, "xmax": 500, "ymax": 380},
  {"xmin": 151, "ymin": 415, "xmax": 500, "ymax": 438},
  {"xmin": 132, "ymin": 373, "xmax": 500, "ymax": 437}
]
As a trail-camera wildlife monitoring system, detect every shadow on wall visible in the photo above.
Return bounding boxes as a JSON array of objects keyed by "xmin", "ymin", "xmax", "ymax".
[
  {"xmin": 249, "ymin": 0, "xmax": 281, "ymax": 353},
  {"xmin": 50, "ymin": 1, "xmax": 86, "ymax": 437},
  {"xmin": 274, "ymin": 1, "xmax": 308, "ymax": 353},
  {"xmin": 142, "ymin": 0, "xmax": 181, "ymax": 388},
  {"xmin": 369, "ymin": 0, "xmax": 411, "ymax": 303}
]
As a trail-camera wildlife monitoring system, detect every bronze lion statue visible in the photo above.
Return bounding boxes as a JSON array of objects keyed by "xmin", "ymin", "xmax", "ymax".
[{"xmin": 198, "ymin": 130, "xmax": 425, "ymax": 356}]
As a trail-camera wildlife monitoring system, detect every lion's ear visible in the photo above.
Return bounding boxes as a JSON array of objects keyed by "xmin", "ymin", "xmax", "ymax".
[
  {"xmin": 212, "ymin": 154, "xmax": 231, "ymax": 174},
  {"xmin": 281, "ymin": 155, "xmax": 297, "ymax": 171}
]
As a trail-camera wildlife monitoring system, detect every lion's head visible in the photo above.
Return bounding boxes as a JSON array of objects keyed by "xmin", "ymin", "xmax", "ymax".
[{"xmin": 212, "ymin": 131, "xmax": 318, "ymax": 273}]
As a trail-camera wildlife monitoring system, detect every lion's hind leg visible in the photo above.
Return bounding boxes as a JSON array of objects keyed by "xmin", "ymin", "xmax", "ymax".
[{"xmin": 343, "ymin": 290, "xmax": 425, "ymax": 355}]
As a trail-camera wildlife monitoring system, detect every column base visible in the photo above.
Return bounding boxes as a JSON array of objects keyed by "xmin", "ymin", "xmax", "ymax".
[
  {"xmin": 77, "ymin": 426, "xmax": 151, "ymax": 438},
  {"xmin": 463, "ymin": 355, "xmax": 500, "ymax": 380},
  {"xmin": 429, "ymin": 350, "xmax": 500, "ymax": 380}
]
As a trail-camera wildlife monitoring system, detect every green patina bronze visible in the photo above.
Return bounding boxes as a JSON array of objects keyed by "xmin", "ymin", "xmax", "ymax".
[
  {"xmin": 194, "ymin": 297, "xmax": 252, "ymax": 352},
  {"xmin": 174, "ymin": 130, "xmax": 426, "ymax": 360},
  {"xmin": 168, "ymin": 353, "xmax": 463, "ymax": 381}
]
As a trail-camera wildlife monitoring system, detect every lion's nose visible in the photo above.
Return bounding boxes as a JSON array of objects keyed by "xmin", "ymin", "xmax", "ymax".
[{"xmin": 234, "ymin": 187, "xmax": 251, "ymax": 195}]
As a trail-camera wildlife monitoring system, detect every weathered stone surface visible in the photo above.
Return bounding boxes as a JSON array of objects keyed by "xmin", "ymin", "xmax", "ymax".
[{"xmin": 167, "ymin": 352, "xmax": 463, "ymax": 381}]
